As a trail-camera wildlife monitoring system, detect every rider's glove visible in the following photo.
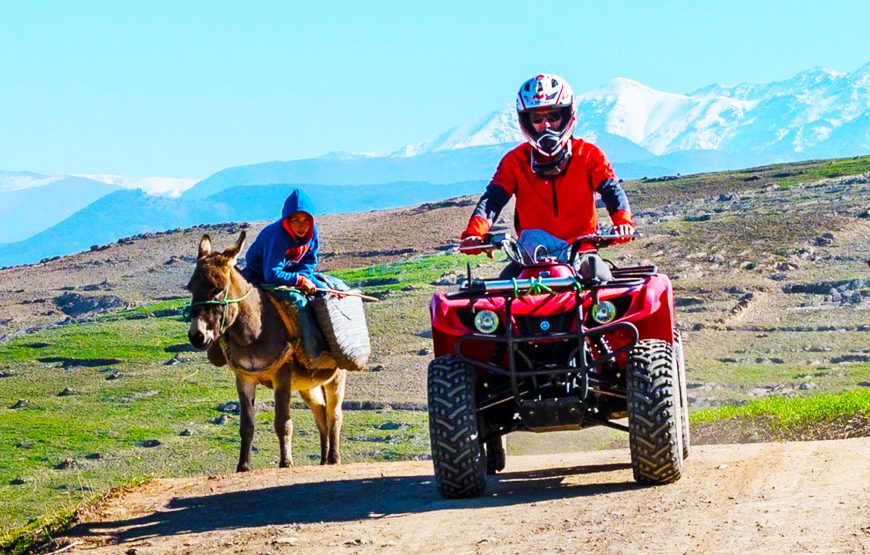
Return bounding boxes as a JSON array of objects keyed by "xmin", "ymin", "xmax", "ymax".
[
  {"xmin": 296, "ymin": 275, "xmax": 317, "ymax": 295},
  {"xmin": 609, "ymin": 223, "xmax": 635, "ymax": 245},
  {"xmin": 460, "ymin": 235, "xmax": 493, "ymax": 258}
]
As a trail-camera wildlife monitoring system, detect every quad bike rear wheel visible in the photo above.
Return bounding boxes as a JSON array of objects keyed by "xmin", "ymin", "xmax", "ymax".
[
  {"xmin": 627, "ymin": 339, "xmax": 684, "ymax": 484},
  {"xmin": 427, "ymin": 355, "xmax": 487, "ymax": 498},
  {"xmin": 674, "ymin": 330, "xmax": 691, "ymax": 460}
]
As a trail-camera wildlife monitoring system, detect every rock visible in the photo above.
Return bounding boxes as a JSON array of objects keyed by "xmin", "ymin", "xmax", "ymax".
[
  {"xmin": 53, "ymin": 293, "xmax": 126, "ymax": 317},
  {"xmin": 798, "ymin": 382, "xmax": 816, "ymax": 390},
  {"xmin": 212, "ymin": 414, "xmax": 229, "ymax": 425},
  {"xmin": 9, "ymin": 477, "xmax": 26, "ymax": 485},
  {"xmin": 377, "ymin": 422, "xmax": 408, "ymax": 431},
  {"xmin": 829, "ymin": 288, "xmax": 843, "ymax": 302},
  {"xmin": 180, "ymin": 429, "xmax": 194, "ymax": 436},
  {"xmin": 216, "ymin": 401, "xmax": 240, "ymax": 414},
  {"xmin": 55, "ymin": 457, "xmax": 76, "ymax": 470},
  {"xmin": 718, "ymin": 357, "xmax": 738, "ymax": 363},
  {"xmin": 814, "ymin": 233, "xmax": 835, "ymax": 246},
  {"xmin": 106, "ymin": 371, "xmax": 121, "ymax": 380},
  {"xmin": 57, "ymin": 388, "xmax": 74, "ymax": 396},
  {"xmin": 10, "ymin": 399, "xmax": 29, "ymax": 409},
  {"xmin": 138, "ymin": 439, "xmax": 161, "ymax": 448},
  {"xmin": 416, "ymin": 348, "xmax": 430, "ymax": 356},
  {"xmin": 739, "ymin": 261, "xmax": 756, "ymax": 270},
  {"xmin": 163, "ymin": 358, "xmax": 180, "ymax": 366},
  {"xmin": 770, "ymin": 357, "xmax": 785, "ymax": 364},
  {"xmin": 84, "ymin": 453, "xmax": 102, "ymax": 460},
  {"xmin": 369, "ymin": 365, "xmax": 385, "ymax": 372}
]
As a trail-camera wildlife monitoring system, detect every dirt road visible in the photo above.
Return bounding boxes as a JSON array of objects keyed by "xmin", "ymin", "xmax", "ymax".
[{"xmin": 55, "ymin": 438, "xmax": 869, "ymax": 554}]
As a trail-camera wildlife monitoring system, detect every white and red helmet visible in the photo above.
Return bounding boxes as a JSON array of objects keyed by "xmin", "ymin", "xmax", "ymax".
[{"xmin": 516, "ymin": 74, "xmax": 577, "ymax": 157}]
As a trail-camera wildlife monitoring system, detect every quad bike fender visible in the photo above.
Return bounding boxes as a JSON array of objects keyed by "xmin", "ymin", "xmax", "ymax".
[{"xmin": 634, "ymin": 273, "xmax": 674, "ymax": 343}]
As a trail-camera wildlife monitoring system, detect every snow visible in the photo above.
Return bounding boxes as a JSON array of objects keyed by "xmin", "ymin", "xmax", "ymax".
[
  {"xmin": 394, "ymin": 62, "xmax": 869, "ymax": 159},
  {"xmin": 0, "ymin": 171, "xmax": 63, "ymax": 192},
  {"xmin": 76, "ymin": 174, "xmax": 200, "ymax": 197}
]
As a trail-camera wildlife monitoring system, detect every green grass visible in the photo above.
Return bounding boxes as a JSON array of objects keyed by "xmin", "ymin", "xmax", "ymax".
[
  {"xmin": 0, "ymin": 287, "xmax": 434, "ymax": 536},
  {"xmin": 690, "ymin": 389, "xmax": 870, "ymax": 425},
  {"xmin": 330, "ymin": 252, "xmax": 503, "ymax": 293},
  {"xmin": 0, "ymin": 318, "xmax": 189, "ymax": 364}
]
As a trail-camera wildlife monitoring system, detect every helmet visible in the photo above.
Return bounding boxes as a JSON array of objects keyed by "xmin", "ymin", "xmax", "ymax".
[{"xmin": 516, "ymin": 74, "xmax": 577, "ymax": 158}]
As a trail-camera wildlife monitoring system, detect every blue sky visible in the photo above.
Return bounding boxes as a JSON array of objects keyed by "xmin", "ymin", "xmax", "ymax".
[{"xmin": 1, "ymin": 0, "xmax": 868, "ymax": 178}]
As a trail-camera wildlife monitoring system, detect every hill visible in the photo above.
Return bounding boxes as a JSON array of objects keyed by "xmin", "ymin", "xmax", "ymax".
[
  {"xmin": 0, "ymin": 173, "xmax": 118, "ymax": 243},
  {"xmin": 0, "ymin": 155, "xmax": 867, "ymax": 541},
  {"xmin": 0, "ymin": 180, "xmax": 486, "ymax": 267}
]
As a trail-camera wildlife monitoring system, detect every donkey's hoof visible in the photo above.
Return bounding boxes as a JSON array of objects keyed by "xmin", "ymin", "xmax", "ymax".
[
  {"xmin": 279, "ymin": 460, "xmax": 294, "ymax": 468},
  {"xmin": 236, "ymin": 464, "xmax": 252, "ymax": 472}
]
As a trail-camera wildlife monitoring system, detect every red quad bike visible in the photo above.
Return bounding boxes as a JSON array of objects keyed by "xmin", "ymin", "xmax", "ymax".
[{"xmin": 427, "ymin": 231, "xmax": 689, "ymax": 499}]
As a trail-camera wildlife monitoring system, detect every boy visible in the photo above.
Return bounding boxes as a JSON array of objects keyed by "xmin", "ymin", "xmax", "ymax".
[{"xmin": 242, "ymin": 188, "xmax": 323, "ymax": 294}]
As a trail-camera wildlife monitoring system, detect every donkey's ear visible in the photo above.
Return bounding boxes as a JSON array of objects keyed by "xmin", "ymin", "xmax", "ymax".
[
  {"xmin": 223, "ymin": 231, "xmax": 247, "ymax": 265},
  {"xmin": 198, "ymin": 234, "xmax": 212, "ymax": 260}
]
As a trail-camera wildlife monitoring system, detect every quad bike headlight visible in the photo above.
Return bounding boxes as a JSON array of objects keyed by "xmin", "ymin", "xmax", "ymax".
[
  {"xmin": 473, "ymin": 309, "xmax": 500, "ymax": 334},
  {"xmin": 590, "ymin": 301, "xmax": 617, "ymax": 324}
]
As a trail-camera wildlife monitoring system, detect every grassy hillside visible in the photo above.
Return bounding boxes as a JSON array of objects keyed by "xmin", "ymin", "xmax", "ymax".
[{"xmin": 0, "ymin": 155, "xmax": 868, "ymax": 546}]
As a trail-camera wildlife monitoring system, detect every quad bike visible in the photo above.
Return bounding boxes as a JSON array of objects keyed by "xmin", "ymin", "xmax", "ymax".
[{"xmin": 427, "ymin": 230, "xmax": 689, "ymax": 498}]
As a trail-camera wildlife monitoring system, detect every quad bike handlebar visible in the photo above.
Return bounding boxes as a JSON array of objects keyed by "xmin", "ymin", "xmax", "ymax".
[
  {"xmin": 459, "ymin": 231, "xmax": 641, "ymax": 261},
  {"xmin": 456, "ymin": 231, "xmax": 646, "ymax": 295}
]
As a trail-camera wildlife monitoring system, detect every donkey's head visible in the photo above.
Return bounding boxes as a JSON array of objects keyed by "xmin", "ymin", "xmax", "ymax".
[{"xmin": 185, "ymin": 232, "xmax": 247, "ymax": 351}]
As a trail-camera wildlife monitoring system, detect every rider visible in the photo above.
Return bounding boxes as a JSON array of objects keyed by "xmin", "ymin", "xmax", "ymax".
[
  {"xmin": 241, "ymin": 187, "xmax": 323, "ymax": 294},
  {"xmin": 241, "ymin": 187, "xmax": 332, "ymax": 367},
  {"xmin": 460, "ymin": 73, "xmax": 635, "ymax": 279}
]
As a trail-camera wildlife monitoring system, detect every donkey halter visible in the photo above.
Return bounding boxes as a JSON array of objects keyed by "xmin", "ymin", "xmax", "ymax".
[{"xmin": 183, "ymin": 269, "xmax": 252, "ymax": 331}]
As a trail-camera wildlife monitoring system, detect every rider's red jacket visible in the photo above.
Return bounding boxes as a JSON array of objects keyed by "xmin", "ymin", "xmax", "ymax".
[{"xmin": 462, "ymin": 138, "xmax": 634, "ymax": 243}]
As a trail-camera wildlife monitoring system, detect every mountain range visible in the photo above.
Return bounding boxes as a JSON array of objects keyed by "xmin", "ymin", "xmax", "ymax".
[{"xmin": 1, "ymin": 62, "xmax": 867, "ymax": 266}]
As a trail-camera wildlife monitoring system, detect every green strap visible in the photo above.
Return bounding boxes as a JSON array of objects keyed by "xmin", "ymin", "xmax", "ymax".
[
  {"xmin": 182, "ymin": 287, "xmax": 253, "ymax": 325},
  {"xmin": 511, "ymin": 276, "xmax": 560, "ymax": 297}
]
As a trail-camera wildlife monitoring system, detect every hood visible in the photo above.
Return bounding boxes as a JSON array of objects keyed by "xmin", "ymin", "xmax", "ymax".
[{"xmin": 281, "ymin": 188, "xmax": 316, "ymax": 220}]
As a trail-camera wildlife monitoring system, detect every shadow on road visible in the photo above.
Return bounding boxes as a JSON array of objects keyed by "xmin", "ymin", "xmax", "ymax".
[{"xmin": 67, "ymin": 462, "xmax": 638, "ymax": 544}]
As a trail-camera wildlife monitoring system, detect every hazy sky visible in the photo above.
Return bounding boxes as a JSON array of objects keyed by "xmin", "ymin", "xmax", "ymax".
[{"xmin": 1, "ymin": 0, "xmax": 868, "ymax": 177}]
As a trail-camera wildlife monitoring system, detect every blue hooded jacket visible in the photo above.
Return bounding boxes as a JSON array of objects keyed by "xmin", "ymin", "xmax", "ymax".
[{"xmin": 241, "ymin": 188, "xmax": 322, "ymax": 288}]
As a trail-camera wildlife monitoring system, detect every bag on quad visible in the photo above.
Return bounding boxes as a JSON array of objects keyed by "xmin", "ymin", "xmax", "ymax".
[{"xmin": 309, "ymin": 291, "xmax": 371, "ymax": 372}]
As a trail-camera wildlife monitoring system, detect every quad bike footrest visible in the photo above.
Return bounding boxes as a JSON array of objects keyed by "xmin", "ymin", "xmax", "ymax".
[{"xmin": 517, "ymin": 398, "xmax": 585, "ymax": 432}]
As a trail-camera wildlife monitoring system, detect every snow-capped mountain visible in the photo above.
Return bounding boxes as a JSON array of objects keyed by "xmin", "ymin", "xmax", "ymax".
[
  {"xmin": 76, "ymin": 174, "xmax": 200, "ymax": 197},
  {"xmin": 397, "ymin": 63, "xmax": 870, "ymax": 160}
]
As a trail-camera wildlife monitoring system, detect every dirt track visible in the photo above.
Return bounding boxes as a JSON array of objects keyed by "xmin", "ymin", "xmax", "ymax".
[{"xmin": 56, "ymin": 438, "xmax": 869, "ymax": 554}]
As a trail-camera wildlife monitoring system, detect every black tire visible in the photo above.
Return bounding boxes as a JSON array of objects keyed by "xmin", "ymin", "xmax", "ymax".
[
  {"xmin": 427, "ymin": 355, "xmax": 487, "ymax": 498},
  {"xmin": 674, "ymin": 330, "xmax": 691, "ymax": 460},
  {"xmin": 627, "ymin": 339, "xmax": 684, "ymax": 484},
  {"xmin": 484, "ymin": 436, "xmax": 506, "ymax": 475}
]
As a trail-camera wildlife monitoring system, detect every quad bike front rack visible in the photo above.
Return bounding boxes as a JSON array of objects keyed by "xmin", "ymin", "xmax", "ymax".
[{"xmin": 454, "ymin": 278, "xmax": 640, "ymax": 432}]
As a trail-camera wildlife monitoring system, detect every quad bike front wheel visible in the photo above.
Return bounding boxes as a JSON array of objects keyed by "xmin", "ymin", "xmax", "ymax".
[
  {"xmin": 674, "ymin": 330, "xmax": 691, "ymax": 460},
  {"xmin": 427, "ymin": 355, "xmax": 487, "ymax": 498},
  {"xmin": 627, "ymin": 339, "xmax": 684, "ymax": 484}
]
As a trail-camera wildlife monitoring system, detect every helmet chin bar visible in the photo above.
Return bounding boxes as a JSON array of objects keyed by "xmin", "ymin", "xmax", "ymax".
[
  {"xmin": 535, "ymin": 130, "xmax": 563, "ymax": 156},
  {"xmin": 531, "ymin": 147, "xmax": 571, "ymax": 177}
]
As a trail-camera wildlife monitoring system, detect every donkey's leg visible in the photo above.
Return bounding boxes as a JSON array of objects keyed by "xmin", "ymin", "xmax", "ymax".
[
  {"xmin": 235, "ymin": 374, "xmax": 257, "ymax": 472},
  {"xmin": 323, "ymin": 370, "xmax": 347, "ymax": 465},
  {"xmin": 299, "ymin": 387, "xmax": 328, "ymax": 464},
  {"xmin": 273, "ymin": 368, "xmax": 294, "ymax": 468}
]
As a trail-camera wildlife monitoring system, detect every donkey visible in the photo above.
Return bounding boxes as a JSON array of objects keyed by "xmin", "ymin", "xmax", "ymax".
[{"xmin": 185, "ymin": 231, "xmax": 346, "ymax": 471}]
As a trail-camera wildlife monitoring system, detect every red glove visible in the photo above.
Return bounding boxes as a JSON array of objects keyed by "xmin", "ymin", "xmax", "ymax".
[
  {"xmin": 460, "ymin": 235, "xmax": 493, "ymax": 258},
  {"xmin": 296, "ymin": 275, "xmax": 317, "ymax": 294},
  {"xmin": 609, "ymin": 223, "xmax": 636, "ymax": 245}
]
